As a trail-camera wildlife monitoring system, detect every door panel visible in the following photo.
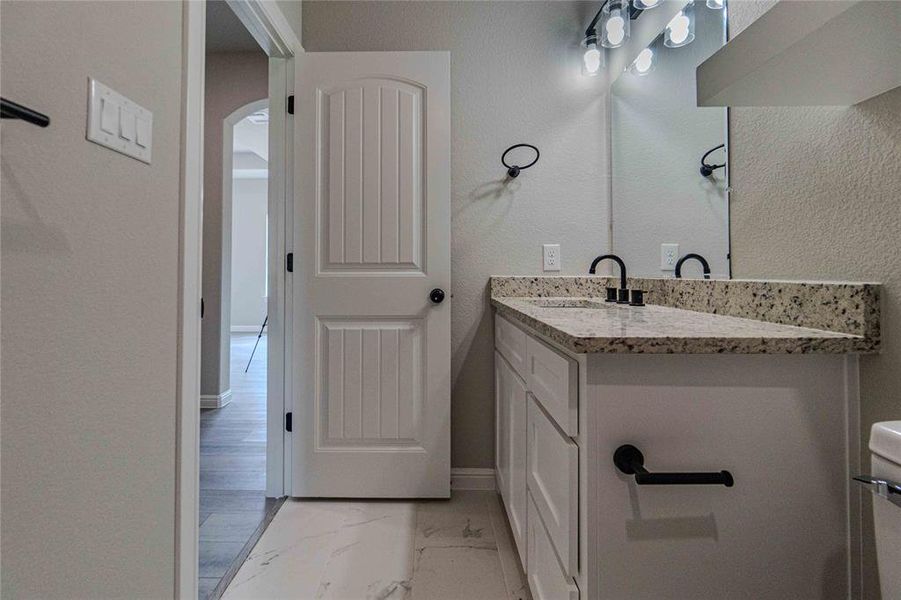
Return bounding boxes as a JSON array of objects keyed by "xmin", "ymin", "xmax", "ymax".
[
  {"xmin": 293, "ymin": 52, "xmax": 450, "ymax": 498},
  {"xmin": 321, "ymin": 80, "xmax": 422, "ymax": 271},
  {"xmin": 320, "ymin": 319, "xmax": 421, "ymax": 447}
]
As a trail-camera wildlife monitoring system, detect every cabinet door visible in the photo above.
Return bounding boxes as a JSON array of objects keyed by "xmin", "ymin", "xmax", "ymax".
[
  {"xmin": 496, "ymin": 351, "xmax": 528, "ymax": 569},
  {"xmin": 494, "ymin": 351, "xmax": 510, "ymax": 504},
  {"xmin": 528, "ymin": 493, "xmax": 579, "ymax": 600},
  {"xmin": 508, "ymin": 363, "xmax": 529, "ymax": 569},
  {"xmin": 528, "ymin": 394, "xmax": 578, "ymax": 577}
]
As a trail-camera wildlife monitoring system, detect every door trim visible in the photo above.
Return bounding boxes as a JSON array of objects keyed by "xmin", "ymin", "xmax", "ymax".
[{"xmin": 176, "ymin": 1, "xmax": 301, "ymax": 597}]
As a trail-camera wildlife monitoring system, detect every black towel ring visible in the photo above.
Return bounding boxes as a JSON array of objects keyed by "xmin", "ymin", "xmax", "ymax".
[{"xmin": 502, "ymin": 143, "xmax": 540, "ymax": 178}]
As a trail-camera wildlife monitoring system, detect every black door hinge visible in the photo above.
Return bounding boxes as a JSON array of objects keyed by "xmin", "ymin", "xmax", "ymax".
[
  {"xmin": 286, "ymin": 252, "xmax": 294, "ymax": 272},
  {"xmin": 285, "ymin": 412, "xmax": 293, "ymax": 432},
  {"xmin": 287, "ymin": 95, "xmax": 294, "ymax": 115}
]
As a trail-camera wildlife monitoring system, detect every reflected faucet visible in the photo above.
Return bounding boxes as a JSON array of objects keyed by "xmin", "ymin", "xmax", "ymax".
[{"xmin": 674, "ymin": 253, "xmax": 711, "ymax": 279}]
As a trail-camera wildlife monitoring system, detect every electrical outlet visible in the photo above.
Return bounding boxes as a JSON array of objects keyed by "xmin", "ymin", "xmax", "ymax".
[
  {"xmin": 543, "ymin": 244, "xmax": 561, "ymax": 271},
  {"xmin": 661, "ymin": 243, "xmax": 679, "ymax": 271}
]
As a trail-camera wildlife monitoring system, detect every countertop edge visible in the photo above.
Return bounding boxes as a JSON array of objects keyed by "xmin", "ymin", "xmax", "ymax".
[{"xmin": 491, "ymin": 297, "xmax": 876, "ymax": 356}]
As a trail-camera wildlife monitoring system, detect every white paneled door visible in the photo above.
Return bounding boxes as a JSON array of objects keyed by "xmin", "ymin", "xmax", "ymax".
[{"xmin": 292, "ymin": 52, "xmax": 451, "ymax": 498}]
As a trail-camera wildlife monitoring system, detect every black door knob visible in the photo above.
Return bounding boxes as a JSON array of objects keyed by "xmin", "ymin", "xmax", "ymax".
[{"xmin": 429, "ymin": 288, "xmax": 446, "ymax": 304}]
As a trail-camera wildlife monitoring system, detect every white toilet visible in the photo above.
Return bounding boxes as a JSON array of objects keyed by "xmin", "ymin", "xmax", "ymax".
[{"xmin": 864, "ymin": 421, "xmax": 901, "ymax": 598}]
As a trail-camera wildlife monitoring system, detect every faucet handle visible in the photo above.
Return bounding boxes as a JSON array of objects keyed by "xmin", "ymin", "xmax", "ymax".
[{"xmin": 629, "ymin": 289, "xmax": 646, "ymax": 307}]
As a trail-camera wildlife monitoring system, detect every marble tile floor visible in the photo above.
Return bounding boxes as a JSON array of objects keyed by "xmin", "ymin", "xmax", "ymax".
[
  {"xmin": 222, "ymin": 490, "xmax": 531, "ymax": 600},
  {"xmin": 200, "ymin": 332, "xmax": 275, "ymax": 599}
]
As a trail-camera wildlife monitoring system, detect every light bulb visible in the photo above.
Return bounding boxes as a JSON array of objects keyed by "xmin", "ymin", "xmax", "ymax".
[
  {"xmin": 583, "ymin": 47, "xmax": 602, "ymax": 75},
  {"xmin": 605, "ymin": 15, "xmax": 626, "ymax": 46},
  {"xmin": 633, "ymin": 48, "xmax": 653, "ymax": 75},
  {"xmin": 668, "ymin": 14, "xmax": 690, "ymax": 44},
  {"xmin": 634, "ymin": 0, "xmax": 660, "ymax": 8},
  {"xmin": 581, "ymin": 34, "xmax": 602, "ymax": 76},
  {"xmin": 664, "ymin": 8, "xmax": 694, "ymax": 48},
  {"xmin": 706, "ymin": 0, "xmax": 724, "ymax": 8}
]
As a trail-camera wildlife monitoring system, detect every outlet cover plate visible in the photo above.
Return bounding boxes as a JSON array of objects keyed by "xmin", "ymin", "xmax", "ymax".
[
  {"xmin": 661, "ymin": 243, "xmax": 679, "ymax": 271},
  {"xmin": 543, "ymin": 244, "xmax": 561, "ymax": 271}
]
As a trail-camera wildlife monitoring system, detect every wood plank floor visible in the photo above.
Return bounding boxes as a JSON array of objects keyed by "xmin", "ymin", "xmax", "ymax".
[{"xmin": 200, "ymin": 332, "xmax": 277, "ymax": 600}]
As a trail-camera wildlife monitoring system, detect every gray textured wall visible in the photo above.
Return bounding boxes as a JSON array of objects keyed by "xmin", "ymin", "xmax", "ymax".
[
  {"xmin": 302, "ymin": 0, "xmax": 610, "ymax": 469},
  {"xmin": 201, "ymin": 51, "xmax": 269, "ymax": 396},
  {"xmin": 0, "ymin": 1, "xmax": 183, "ymax": 596},
  {"xmin": 728, "ymin": 2, "xmax": 901, "ymax": 598}
]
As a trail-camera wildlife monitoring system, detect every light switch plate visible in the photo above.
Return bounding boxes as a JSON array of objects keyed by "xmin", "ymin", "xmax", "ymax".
[
  {"xmin": 661, "ymin": 243, "xmax": 679, "ymax": 271},
  {"xmin": 543, "ymin": 244, "xmax": 561, "ymax": 271},
  {"xmin": 86, "ymin": 78, "xmax": 152, "ymax": 163}
]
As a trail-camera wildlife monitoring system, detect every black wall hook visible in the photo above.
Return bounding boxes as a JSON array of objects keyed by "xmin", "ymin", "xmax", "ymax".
[{"xmin": 502, "ymin": 143, "xmax": 539, "ymax": 178}]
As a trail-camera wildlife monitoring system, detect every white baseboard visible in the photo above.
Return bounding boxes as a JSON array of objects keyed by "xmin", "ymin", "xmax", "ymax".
[
  {"xmin": 451, "ymin": 468, "xmax": 496, "ymax": 491},
  {"xmin": 231, "ymin": 326, "xmax": 264, "ymax": 333},
  {"xmin": 200, "ymin": 390, "xmax": 232, "ymax": 409}
]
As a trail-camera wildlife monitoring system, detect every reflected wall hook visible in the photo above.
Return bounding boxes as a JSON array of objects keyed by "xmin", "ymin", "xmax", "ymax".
[
  {"xmin": 1, "ymin": 97, "xmax": 50, "ymax": 127},
  {"xmin": 502, "ymin": 143, "xmax": 539, "ymax": 178}
]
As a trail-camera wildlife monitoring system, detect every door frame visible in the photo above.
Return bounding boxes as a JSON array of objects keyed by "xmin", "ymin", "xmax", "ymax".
[{"xmin": 176, "ymin": 1, "xmax": 301, "ymax": 597}]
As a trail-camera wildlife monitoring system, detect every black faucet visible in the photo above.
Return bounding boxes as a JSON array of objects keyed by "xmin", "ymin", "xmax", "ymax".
[
  {"xmin": 674, "ymin": 253, "xmax": 711, "ymax": 279},
  {"xmin": 589, "ymin": 254, "xmax": 630, "ymax": 303}
]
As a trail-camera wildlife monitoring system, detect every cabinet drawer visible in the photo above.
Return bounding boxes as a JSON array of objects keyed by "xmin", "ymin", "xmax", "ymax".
[
  {"xmin": 527, "ymin": 394, "xmax": 578, "ymax": 577},
  {"xmin": 528, "ymin": 492, "xmax": 579, "ymax": 600},
  {"xmin": 526, "ymin": 335, "xmax": 577, "ymax": 435},
  {"xmin": 495, "ymin": 314, "xmax": 528, "ymax": 377}
]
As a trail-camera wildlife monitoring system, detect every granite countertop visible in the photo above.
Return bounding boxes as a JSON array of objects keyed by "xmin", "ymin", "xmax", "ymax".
[{"xmin": 492, "ymin": 296, "xmax": 871, "ymax": 354}]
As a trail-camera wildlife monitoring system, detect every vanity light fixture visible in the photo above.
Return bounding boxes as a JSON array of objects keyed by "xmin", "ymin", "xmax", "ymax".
[
  {"xmin": 633, "ymin": 0, "xmax": 661, "ymax": 9},
  {"xmin": 664, "ymin": 4, "xmax": 695, "ymax": 48},
  {"xmin": 630, "ymin": 47, "xmax": 655, "ymax": 76},
  {"xmin": 600, "ymin": 0, "xmax": 631, "ymax": 48},
  {"xmin": 706, "ymin": 0, "xmax": 725, "ymax": 8},
  {"xmin": 581, "ymin": 31, "xmax": 603, "ymax": 76}
]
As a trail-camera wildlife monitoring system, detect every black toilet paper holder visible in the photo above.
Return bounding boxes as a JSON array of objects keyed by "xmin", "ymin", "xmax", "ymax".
[{"xmin": 614, "ymin": 444, "xmax": 734, "ymax": 487}]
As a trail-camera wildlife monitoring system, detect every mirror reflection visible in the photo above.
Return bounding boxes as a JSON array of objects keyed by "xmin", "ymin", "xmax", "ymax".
[{"xmin": 611, "ymin": 1, "xmax": 729, "ymax": 279}]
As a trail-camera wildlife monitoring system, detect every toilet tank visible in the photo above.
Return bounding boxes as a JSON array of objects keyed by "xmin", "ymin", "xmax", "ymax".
[{"xmin": 869, "ymin": 421, "xmax": 901, "ymax": 598}]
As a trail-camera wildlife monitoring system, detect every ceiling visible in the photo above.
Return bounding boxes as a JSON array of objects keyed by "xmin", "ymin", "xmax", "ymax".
[
  {"xmin": 206, "ymin": 0, "xmax": 264, "ymax": 53},
  {"xmin": 234, "ymin": 115, "xmax": 269, "ymax": 162}
]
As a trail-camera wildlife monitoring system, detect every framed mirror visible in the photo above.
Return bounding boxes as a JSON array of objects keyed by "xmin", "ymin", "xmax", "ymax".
[{"xmin": 611, "ymin": 1, "xmax": 730, "ymax": 279}]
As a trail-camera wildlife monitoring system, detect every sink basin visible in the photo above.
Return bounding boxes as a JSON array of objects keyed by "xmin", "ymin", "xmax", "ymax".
[{"xmin": 525, "ymin": 298, "xmax": 608, "ymax": 309}]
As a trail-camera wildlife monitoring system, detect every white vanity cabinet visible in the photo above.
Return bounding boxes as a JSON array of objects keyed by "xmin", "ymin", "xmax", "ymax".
[
  {"xmin": 495, "ymin": 314, "xmax": 581, "ymax": 597},
  {"xmin": 494, "ymin": 312, "xmax": 860, "ymax": 600}
]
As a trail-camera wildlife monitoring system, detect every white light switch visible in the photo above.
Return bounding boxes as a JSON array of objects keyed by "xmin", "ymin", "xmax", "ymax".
[
  {"xmin": 100, "ymin": 98, "xmax": 118, "ymax": 134},
  {"xmin": 119, "ymin": 108, "xmax": 136, "ymax": 141},
  {"xmin": 87, "ymin": 78, "xmax": 152, "ymax": 163},
  {"xmin": 136, "ymin": 118, "xmax": 151, "ymax": 149}
]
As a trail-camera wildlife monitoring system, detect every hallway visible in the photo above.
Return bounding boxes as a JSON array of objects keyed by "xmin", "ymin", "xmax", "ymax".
[{"xmin": 200, "ymin": 332, "xmax": 277, "ymax": 599}]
